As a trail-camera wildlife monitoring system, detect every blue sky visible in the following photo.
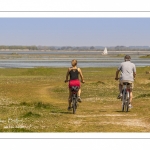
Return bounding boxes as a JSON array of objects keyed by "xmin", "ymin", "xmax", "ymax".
[{"xmin": 0, "ymin": 18, "xmax": 150, "ymax": 47}]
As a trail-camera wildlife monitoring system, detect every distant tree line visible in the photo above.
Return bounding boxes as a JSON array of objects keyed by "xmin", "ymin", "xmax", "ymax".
[
  {"xmin": 0, "ymin": 45, "xmax": 100, "ymax": 51},
  {"xmin": 0, "ymin": 45, "xmax": 150, "ymax": 51},
  {"xmin": 0, "ymin": 45, "xmax": 38, "ymax": 50}
]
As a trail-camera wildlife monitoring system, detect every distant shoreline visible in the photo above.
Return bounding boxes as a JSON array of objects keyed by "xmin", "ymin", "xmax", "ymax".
[{"xmin": 0, "ymin": 49, "xmax": 150, "ymax": 52}]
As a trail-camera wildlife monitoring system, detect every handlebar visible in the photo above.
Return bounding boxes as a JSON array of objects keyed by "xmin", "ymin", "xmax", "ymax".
[
  {"xmin": 64, "ymin": 80, "xmax": 69, "ymax": 83},
  {"xmin": 64, "ymin": 80, "xmax": 85, "ymax": 83},
  {"xmin": 115, "ymin": 77, "xmax": 119, "ymax": 80}
]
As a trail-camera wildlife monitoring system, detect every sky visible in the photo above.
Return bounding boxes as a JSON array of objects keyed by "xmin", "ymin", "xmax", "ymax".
[{"xmin": 0, "ymin": 18, "xmax": 150, "ymax": 47}]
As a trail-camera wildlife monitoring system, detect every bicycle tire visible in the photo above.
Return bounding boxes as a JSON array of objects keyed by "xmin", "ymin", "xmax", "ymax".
[
  {"xmin": 125, "ymin": 96, "xmax": 129, "ymax": 112},
  {"xmin": 72, "ymin": 98, "xmax": 75, "ymax": 114},
  {"xmin": 122, "ymin": 102, "xmax": 124, "ymax": 112},
  {"xmin": 126, "ymin": 103, "xmax": 129, "ymax": 112},
  {"xmin": 121, "ymin": 94, "xmax": 124, "ymax": 111},
  {"xmin": 126, "ymin": 91, "xmax": 129, "ymax": 112},
  {"xmin": 125, "ymin": 101, "xmax": 128, "ymax": 112},
  {"xmin": 121, "ymin": 84, "xmax": 130, "ymax": 112},
  {"xmin": 122, "ymin": 89, "xmax": 126, "ymax": 112}
]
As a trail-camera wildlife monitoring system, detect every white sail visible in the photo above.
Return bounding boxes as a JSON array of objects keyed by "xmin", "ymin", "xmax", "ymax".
[{"xmin": 102, "ymin": 47, "xmax": 108, "ymax": 55}]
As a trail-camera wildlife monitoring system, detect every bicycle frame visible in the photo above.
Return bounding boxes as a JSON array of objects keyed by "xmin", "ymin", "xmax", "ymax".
[
  {"xmin": 71, "ymin": 86, "xmax": 79, "ymax": 114},
  {"xmin": 121, "ymin": 82, "xmax": 130, "ymax": 112}
]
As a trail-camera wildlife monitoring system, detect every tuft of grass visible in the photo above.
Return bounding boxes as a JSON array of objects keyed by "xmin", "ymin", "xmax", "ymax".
[
  {"xmin": 23, "ymin": 111, "xmax": 41, "ymax": 118},
  {"xmin": 97, "ymin": 81, "xmax": 105, "ymax": 84},
  {"xmin": 20, "ymin": 102, "xmax": 30, "ymax": 106},
  {"xmin": 33, "ymin": 102, "xmax": 56, "ymax": 109}
]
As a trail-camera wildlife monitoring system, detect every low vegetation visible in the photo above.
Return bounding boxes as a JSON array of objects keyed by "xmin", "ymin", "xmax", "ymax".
[
  {"xmin": 0, "ymin": 67, "xmax": 150, "ymax": 132},
  {"xmin": 115, "ymin": 54, "xmax": 126, "ymax": 57},
  {"xmin": 140, "ymin": 54, "xmax": 150, "ymax": 58}
]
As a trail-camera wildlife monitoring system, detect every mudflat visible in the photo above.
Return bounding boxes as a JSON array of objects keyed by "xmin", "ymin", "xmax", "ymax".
[{"xmin": 0, "ymin": 50, "xmax": 150, "ymax": 68}]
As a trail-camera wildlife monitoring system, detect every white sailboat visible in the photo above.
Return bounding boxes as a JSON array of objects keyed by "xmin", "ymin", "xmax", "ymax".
[{"xmin": 102, "ymin": 47, "xmax": 108, "ymax": 55}]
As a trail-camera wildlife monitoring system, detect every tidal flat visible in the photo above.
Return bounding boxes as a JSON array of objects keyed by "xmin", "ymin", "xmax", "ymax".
[
  {"xmin": 0, "ymin": 50, "xmax": 150, "ymax": 68},
  {"xmin": 0, "ymin": 67, "xmax": 150, "ymax": 132}
]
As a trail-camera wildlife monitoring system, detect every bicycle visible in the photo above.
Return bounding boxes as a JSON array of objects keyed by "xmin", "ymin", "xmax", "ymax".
[
  {"xmin": 70, "ymin": 86, "xmax": 79, "ymax": 114},
  {"xmin": 65, "ymin": 80, "xmax": 84, "ymax": 114},
  {"xmin": 121, "ymin": 82, "xmax": 130, "ymax": 112}
]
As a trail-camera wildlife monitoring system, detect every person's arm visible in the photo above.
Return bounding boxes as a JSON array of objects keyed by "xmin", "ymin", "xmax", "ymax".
[
  {"xmin": 115, "ymin": 64, "xmax": 121, "ymax": 80},
  {"xmin": 133, "ymin": 65, "xmax": 136, "ymax": 80},
  {"xmin": 133, "ymin": 72, "xmax": 136, "ymax": 79},
  {"xmin": 115, "ymin": 69, "xmax": 120, "ymax": 80},
  {"xmin": 65, "ymin": 68, "xmax": 70, "ymax": 82},
  {"xmin": 78, "ymin": 68, "xmax": 84, "ymax": 83}
]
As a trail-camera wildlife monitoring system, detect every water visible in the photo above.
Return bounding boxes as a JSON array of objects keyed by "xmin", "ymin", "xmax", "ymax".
[
  {"xmin": 0, "ymin": 59, "xmax": 149, "ymax": 68},
  {"xmin": 0, "ymin": 50, "xmax": 150, "ymax": 68}
]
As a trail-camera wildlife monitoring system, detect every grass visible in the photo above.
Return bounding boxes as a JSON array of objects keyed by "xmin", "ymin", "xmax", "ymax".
[
  {"xmin": 114, "ymin": 54, "xmax": 126, "ymax": 57},
  {"xmin": 140, "ymin": 54, "xmax": 150, "ymax": 58},
  {"xmin": 0, "ymin": 67, "xmax": 150, "ymax": 132}
]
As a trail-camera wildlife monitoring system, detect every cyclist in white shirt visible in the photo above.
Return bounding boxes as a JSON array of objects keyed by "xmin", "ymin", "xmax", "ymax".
[{"xmin": 115, "ymin": 55, "xmax": 136, "ymax": 108}]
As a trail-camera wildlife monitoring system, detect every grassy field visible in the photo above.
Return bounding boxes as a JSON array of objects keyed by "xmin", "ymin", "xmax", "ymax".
[{"xmin": 0, "ymin": 67, "xmax": 150, "ymax": 132}]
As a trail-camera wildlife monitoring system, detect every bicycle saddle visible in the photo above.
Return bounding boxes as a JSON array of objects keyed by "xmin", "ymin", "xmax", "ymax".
[
  {"xmin": 71, "ymin": 86, "xmax": 79, "ymax": 92},
  {"xmin": 123, "ymin": 82, "xmax": 130, "ymax": 85}
]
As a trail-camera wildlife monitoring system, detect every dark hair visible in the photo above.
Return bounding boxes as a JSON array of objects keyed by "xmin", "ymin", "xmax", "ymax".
[{"xmin": 124, "ymin": 55, "xmax": 131, "ymax": 61}]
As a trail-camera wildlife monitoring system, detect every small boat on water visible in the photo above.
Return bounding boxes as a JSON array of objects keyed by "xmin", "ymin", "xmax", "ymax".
[{"xmin": 102, "ymin": 47, "xmax": 108, "ymax": 55}]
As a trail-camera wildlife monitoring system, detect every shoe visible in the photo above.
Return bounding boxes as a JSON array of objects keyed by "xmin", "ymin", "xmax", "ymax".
[
  {"xmin": 128, "ymin": 104, "xmax": 133, "ymax": 109},
  {"xmin": 68, "ymin": 107, "xmax": 72, "ymax": 111},
  {"xmin": 77, "ymin": 96, "xmax": 82, "ymax": 103},
  {"xmin": 117, "ymin": 93, "xmax": 122, "ymax": 99}
]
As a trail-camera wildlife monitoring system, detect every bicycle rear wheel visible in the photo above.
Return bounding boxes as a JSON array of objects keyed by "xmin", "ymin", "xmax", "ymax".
[
  {"xmin": 122, "ymin": 90, "xmax": 126, "ymax": 112},
  {"xmin": 72, "ymin": 98, "xmax": 76, "ymax": 114},
  {"xmin": 125, "ymin": 102, "xmax": 128, "ymax": 112},
  {"xmin": 122, "ymin": 102, "xmax": 125, "ymax": 112},
  {"xmin": 125, "ymin": 91, "xmax": 130, "ymax": 112}
]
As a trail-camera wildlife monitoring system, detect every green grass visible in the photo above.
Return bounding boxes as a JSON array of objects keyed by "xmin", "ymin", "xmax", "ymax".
[
  {"xmin": 115, "ymin": 54, "xmax": 126, "ymax": 57},
  {"xmin": 0, "ymin": 67, "xmax": 150, "ymax": 132},
  {"xmin": 140, "ymin": 54, "xmax": 150, "ymax": 58}
]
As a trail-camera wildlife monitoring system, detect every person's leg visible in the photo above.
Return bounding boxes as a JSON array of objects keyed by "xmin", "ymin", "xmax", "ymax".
[
  {"xmin": 119, "ymin": 83, "xmax": 122, "ymax": 94},
  {"xmin": 77, "ymin": 88, "xmax": 81, "ymax": 97},
  {"xmin": 129, "ymin": 91, "xmax": 132, "ymax": 103},
  {"xmin": 68, "ymin": 88, "xmax": 71, "ymax": 106},
  {"xmin": 128, "ymin": 91, "xmax": 133, "ymax": 108},
  {"xmin": 68, "ymin": 88, "xmax": 72, "ymax": 110},
  {"xmin": 128, "ymin": 83, "xmax": 133, "ymax": 108},
  {"xmin": 117, "ymin": 82, "xmax": 123, "ymax": 99},
  {"xmin": 75, "ymin": 80, "xmax": 82, "ymax": 102},
  {"xmin": 77, "ymin": 88, "xmax": 82, "ymax": 102}
]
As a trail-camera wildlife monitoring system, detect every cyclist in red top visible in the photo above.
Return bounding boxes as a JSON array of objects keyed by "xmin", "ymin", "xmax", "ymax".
[{"xmin": 65, "ymin": 59, "xmax": 85, "ymax": 111}]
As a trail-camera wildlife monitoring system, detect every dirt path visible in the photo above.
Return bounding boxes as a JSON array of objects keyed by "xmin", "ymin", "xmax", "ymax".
[{"xmin": 36, "ymin": 84, "xmax": 150, "ymax": 132}]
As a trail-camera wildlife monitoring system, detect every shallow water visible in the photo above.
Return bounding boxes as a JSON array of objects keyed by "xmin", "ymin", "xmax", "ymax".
[
  {"xmin": 0, "ymin": 50, "xmax": 149, "ymax": 68},
  {"xmin": 0, "ymin": 59, "xmax": 149, "ymax": 68}
]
